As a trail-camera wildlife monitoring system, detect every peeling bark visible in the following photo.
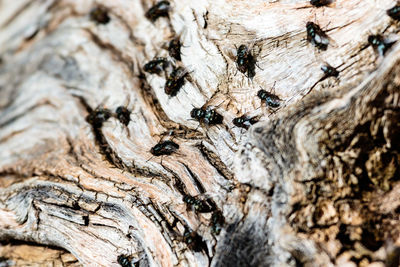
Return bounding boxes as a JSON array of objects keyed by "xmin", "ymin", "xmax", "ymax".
[{"xmin": 0, "ymin": 0, "xmax": 400, "ymax": 266}]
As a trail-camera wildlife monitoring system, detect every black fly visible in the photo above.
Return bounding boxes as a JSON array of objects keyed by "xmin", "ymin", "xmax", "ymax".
[
  {"xmin": 321, "ymin": 64, "xmax": 339, "ymax": 78},
  {"xmin": 368, "ymin": 34, "xmax": 395, "ymax": 56},
  {"xmin": 203, "ymin": 11, "xmax": 209, "ymax": 29},
  {"xmin": 211, "ymin": 211, "xmax": 224, "ymax": 235},
  {"xmin": 145, "ymin": 1, "xmax": 170, "ymax": 22},
  {"xmin": 232, "ymin": 115, "xmax": 259, "ymax": 130},
  {"xmin": 387, "ymin": 5, "xmax": 400, "ymax": 20},
  {"xmin": 86, "ymin": 108, "xmax": 112, "ymax": 129},
  {"xmin": 190, "ymin": 106, "xmax": 223, "ymax": 125},
  {"xmin": 236, "ymin": 45, "xmax": 256, "ymax": 79},
  {"xmin": 183, "ymin": 195, "xmax": 216, "ymax": 213},
  {"xmin": 165, "ymin": 67, "xmax": 188, "ymax": 97},
  {"xmin": 144, "ymin": 57, "xmax": 169, "ymax": 75},
  {"xmin": 117, "ymin": 254, "xmax": 138, "ymax": 267},
  {"xmin": 115, "ymin": 106, "xmax": 131, "ymax": 126},
  {"xmin": 150, "ymin": 140, "xmax": 179, "ymax": 156},
  {"xmin": 310, "ymin": 0, "xmax": 333, "ymax": 7},
  {"xmin": 90, "ymin": 6, "xmax": 110, "ymax": 24},
  {"xmin": 168, "ymin": 37, "xmax": 182, "ymax": 61},
  {"xmin": 306, "ymin": 22, "xmax": 329, "ymax": 50},
  {"xmin": 257, "ymin": 89, "xmax": 281, "ymax": 108},
  {"xmin": 183, "ymin": 228, "xmax": 208, "ymax": 253}
]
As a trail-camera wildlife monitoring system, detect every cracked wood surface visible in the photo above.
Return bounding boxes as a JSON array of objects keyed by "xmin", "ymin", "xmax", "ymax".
[
  {"xmin": 0, "ymin": 242, "xmax": 82, "ymax": 267},
  {"xmin": 0, "ymin": 0, "xmax": 400, "ymax": 266}
]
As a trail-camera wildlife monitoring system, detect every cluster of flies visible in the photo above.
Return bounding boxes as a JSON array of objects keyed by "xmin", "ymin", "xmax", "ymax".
[
  {"xmin": 142, "ymin": 4, "xmax": 277, "ymax": 131},
  {"xmin": 182, "ymin": 195, "xmax": 224, "ymax": 252},
  {"xmin": 86, "ymin": 106, "xmax": 131, "ymax": 129},
  {"xmin": 145, "ymin": 0, "xmax": 226, "ymax": 260},
  {"xmin": 88, "ymin": 2, "xmax": 223, "ymax": 266},
  {"xmin": 317, "ymin": 3, "xmax": 399, "ymax": 76},
  {"xmin": 87, "ymin": 1, "xmax": 400, "ymax": 266},
  {"xmin": 307, "ymin": 1, "xmax": 399, "ymax": 56}
]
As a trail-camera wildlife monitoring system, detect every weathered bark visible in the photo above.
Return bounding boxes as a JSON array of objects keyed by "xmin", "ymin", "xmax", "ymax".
[
  {"xmin": 0, "ymin": 0, "xmax": 399, "ymax": 266},
  {"xmin": 0, "ymin": 242, "xmax": 82, "ymax": 266}
]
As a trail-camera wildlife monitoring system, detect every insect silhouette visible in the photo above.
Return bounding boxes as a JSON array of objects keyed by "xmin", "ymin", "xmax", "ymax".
[
  {"xmin": 310, "ymin": 0, "xmax": 333, "ymax": 7},
  {"xmin": 115, "ymin": 106, "xmax": 131, "ymax": 126},
  {"xmin": 165, "ymin": 66, "xmax": 189, "ymax": 97},
  {"xmin": 368, "ymin": 34, "xmax": 395, "ymax": 56},
  {"xmin": 306, "ymin": 22, "xmax": 329, "ymax": 50},
  {"xmin": 145, "ymin": 1, "xmax": 170, "ymax": 22},
  {"xmin": 321, "ymin": 64, "xmax": 339, "ymax": 78},
  {"xmin": 183, "ymin": 228, "xmax": 208, "ymax": 253},
  {"xmin": 236, "ymin": 44, "xmax": 257, "ymax": 79},
  {"xmin": 190, "ymin": 106, "xmax": 223, "ymax": 125},
  {"xmin": 387, "ymin": 5, "xmax": 400, "ymax": 20},
  {"xmin": 86, "ymin": 108, "xmax": 112, "ymax": 129},
  {"xmin": 211, "ymin": 211, "xmax": 224, "ymax": 235},
  {"xmin": 203, "ymin": 11, "xmax": 209, "ymax": 29},
  {"xmin": 168, "ymin": 37, "xmax": 182, "ymax": 61},
  {"xmin": 257, "ymin": 86, "xmax": 281, "ymax": 108},
  {"xmin": 183, "ymin": 195, "xmax": 216, "ymax": 213},
  {"xmin": 143, "ymin": 57, "xmax": 169, "ymax": 74},
  {"xmin": 232, "ymin": 115, "xmax": 259, "ymax": 130},
  {"xmin": 150, "ymin": 140, "xmax": 179, "ymax": 156},
  {"xmin": 117, "ymin": 254, "xmax": 138, "ymax": 267},
  {"xmin": 90, "ymin": 6, "xmax": 110, "ymax": 24}
]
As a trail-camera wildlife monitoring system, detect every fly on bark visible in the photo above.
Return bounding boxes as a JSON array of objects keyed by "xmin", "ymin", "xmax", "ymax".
[
  {"xmin": 368, "ymin": 34, "xmax": 395, "ymax": 56},
  {"xmin": 150, "ymin": 140, "xmax": 179, "ymax": 156},
  {"xmin": 232, "ymin": 115, "xmax": 259, "ymax": 130},
  {"xmin": 145, "ymin": 1, "xmax": 170, "ymax": 22},
  {"xmin": 310, "ymin": 0, "xmax": 334, "ymax": 7},
  {"xmin": 164, "ymin": 66, "xmax": 189, "ymax": 97},
  {"xmin": 306, "ymin": 22, "xmax": 330, "ymax": 50},
  {"xmin": 236, "ymin": 44, "xmax": 256, "ymax": 79},
  {"xmin": 190, "ymin": 106, "xmax": 223, "ymax": 125},
  {"xmin": 257, "ymin": 89, "xmax": 281, "ymax": 108},
  {"xmin": 143, "ymin": 57, "xmax": 170, "ymax": 75}
]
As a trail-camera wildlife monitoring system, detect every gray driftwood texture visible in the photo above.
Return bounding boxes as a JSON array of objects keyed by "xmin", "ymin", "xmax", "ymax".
[{"xmin": 1, "ymin": 0, "xmax": 400, "ymax": 266}]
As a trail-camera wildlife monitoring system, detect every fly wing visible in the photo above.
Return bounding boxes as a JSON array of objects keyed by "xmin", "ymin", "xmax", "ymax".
[
  {"xmin": 313, "ymin": 32, "xmax": 329, "ymax": 47},
  {"xmin": 249, "ymin": 41, "xmax": 262, "ymax": 58},
  {"xmin": 223, "ymin": 45, "xmax": 238, "ymax": 63}
]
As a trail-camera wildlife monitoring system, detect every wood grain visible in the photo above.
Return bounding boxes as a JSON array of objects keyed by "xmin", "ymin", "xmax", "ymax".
[{"xmin": 0, "ymin": 0, "xmax": 399, "ymax": 266}]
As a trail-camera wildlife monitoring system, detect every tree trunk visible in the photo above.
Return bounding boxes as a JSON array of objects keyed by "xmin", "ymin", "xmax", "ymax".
[{"xmin": 1, "ymin": 0, "xmax": 400, "ymax": 266}]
